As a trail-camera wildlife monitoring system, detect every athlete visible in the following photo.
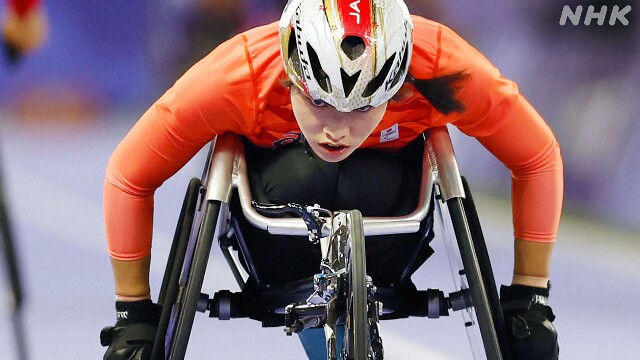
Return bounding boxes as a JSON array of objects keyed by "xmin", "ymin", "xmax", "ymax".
[
  {"xmin": 2, "ymin": 0, "xmax": 48, "ymax": 60},
  {"xmin": 100, "ymin": 1, "xmax": 561, "ymax": 359}
]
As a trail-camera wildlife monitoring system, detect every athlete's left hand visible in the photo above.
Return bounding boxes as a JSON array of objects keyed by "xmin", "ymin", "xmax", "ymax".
[{"xmin": 500, "ymin": 283, "xmax": 559, "ymax": 360}]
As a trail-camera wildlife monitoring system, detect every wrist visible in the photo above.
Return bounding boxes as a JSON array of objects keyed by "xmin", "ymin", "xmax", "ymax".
[
  {"xmin": 501, "ymin": 282, "xmax": 551, "ymax": 308},
  {"xmin": 115, "ymin": 299, "xmax": 159, "ymax": 323},
  {"xmin": 111, "ymin": 256, "xmax": 152, "ymax": 300},
  {"xmin": 115, "ymin": 293, "xmax": 151, "ymax": 302},
  {"xmin": 511, "ymin": 274, "xmax": 549, "ymax": 288}
]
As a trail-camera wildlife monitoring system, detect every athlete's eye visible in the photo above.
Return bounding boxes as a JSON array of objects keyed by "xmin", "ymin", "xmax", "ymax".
[
  {"xmin": 311, "ymin": 98, "xmax": 328, "ymax": 107},
  {"xmin": 356, "ymin": 105, "xmax": 372, "ymax": 112}
]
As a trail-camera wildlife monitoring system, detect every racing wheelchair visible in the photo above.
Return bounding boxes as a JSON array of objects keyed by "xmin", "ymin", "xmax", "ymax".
[{"xmin": 149, "ymin": 127, "xmax": 512, "ymax": 360}]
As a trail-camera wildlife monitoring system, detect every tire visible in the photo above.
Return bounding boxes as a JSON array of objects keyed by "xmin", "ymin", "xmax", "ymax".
[
  {"xmin": 152, "ymin": 178, "xmax": 201, "ymax": 360},
  {"xmin": 460, "ymin": 177, "xmax": 511, "ymax": 360},
  {"xmin": 166, "ymin": 200, "xmax": 222, "ymax": 360},
  {"xmin": 447, "ymin": 197, "xmax": 503, "ymax": 360},
  {"xmin": 344, "ymin": 210, "xmax": 370, "ymax": 360}
]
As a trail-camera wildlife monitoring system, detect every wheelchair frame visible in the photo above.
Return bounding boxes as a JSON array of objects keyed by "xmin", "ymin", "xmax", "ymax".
[{"xmin": 150, "ymin": 126, "xmax": 511, "ymax": 360}]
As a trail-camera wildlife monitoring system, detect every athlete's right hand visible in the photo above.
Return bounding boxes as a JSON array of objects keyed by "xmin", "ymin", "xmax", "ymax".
[{"xmin": 100, "ymin": 299, "xmax": 160, "ymax": 360}]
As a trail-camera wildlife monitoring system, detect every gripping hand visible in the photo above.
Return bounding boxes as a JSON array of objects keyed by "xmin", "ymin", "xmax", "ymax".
[
  {"xmin": 500, "ymin": 284, "xmax": 559, "ymax": 360},
  {"xmin": 100, "ymin": 299, "xmax": 160, "ymax": 360}
]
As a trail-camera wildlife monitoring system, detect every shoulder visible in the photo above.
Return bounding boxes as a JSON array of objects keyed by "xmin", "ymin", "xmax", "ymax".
[
  {"xmin": 411, "ymin": 15, "xmax": 442, "ymax": 34},
  {"xmin": 210, "ymin": 21, "xmax": 287, "ymax": 101},
  {"xmin": 408, "ymin": 15, "xmax": 443, "ymax": 79},
  {"xmin": 164, "ymin": 22, "xmax": 287, "ymax": 133},
  {"xmin": 410, "ymin": 15, "xmax": 475, "ymax": 55},
  {"xmin": 409, "ymin": 15, "xmax": 487, "ymax": 78},
  {"xmin": 240, "ymin": 22, "xmax": 285, "ymax": 77},
  {"xmin": 180, "ymin": 21, "xmax": 284, "ymax": 101},
  {"xmin": 241, "ymin": 21, "xmax": 280, "ymax": 53},
  {"xmin": 193, "ymin": 22, "xmax": 281, "ymax": 76}
]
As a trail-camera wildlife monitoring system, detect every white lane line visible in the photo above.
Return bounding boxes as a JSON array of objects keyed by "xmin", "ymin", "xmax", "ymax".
[
  {"xmin": 472, "ymin": 193, "xmax": 640, "ymax": 277},
  {"xmin": 4, "ymin": 167, "xmax": 173, "ymax": 260},
  {"xmin": 382, "ymin": 331, "xmax": 457, "ymax": 359}
]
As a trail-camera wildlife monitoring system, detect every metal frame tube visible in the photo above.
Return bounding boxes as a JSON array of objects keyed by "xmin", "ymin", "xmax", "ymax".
[
  {"xmin": 204, "ymin": 134, "xmax": 240, "ymax": 203},
  {"xmin": 202, "ymin": 126, "xmax": 463, "ymax": 237},
  {"xmin": 426, "ymin": 126, "xmax": 466, "ymax": 201}
]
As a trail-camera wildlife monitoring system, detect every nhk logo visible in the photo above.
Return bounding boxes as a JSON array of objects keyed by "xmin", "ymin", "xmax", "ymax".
[{"xmin": 560, "ymin": 5, "xmax": 632, "ymax": 26}]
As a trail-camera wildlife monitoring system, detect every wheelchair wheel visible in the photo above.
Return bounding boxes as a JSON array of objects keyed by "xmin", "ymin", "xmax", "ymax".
[
  {"xmin": 165, "ymin": 200, "xmax": 223, "ymax": 360},
  {"xmin": 447, "ymin": 198, "xmax": 502, "ymax": 359},
  {"xmin": 435, "ymin": 180, "xmax": 504, "ymax": 360},
  {"xmin": 152, "ymin": 178, "xmax": 201, "ymax": 360},
  {"xmin": 344, "ymin": 210, "xmax": 371, "ymax": 360},
  {"xmin": 460, "ymin": 177, "xmax": 511, "ymax": 360}
]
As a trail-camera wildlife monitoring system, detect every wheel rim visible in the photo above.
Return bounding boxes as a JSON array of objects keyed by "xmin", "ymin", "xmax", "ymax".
[
  {"xmin": 436, "ymin": 198, "xmax": 502, "ymax": 360},
  {"xmin": 345, "ymin": 210, "xmax": 370, "ymax": 360}
]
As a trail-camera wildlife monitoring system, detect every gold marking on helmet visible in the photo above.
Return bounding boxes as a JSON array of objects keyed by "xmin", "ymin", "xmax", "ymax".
[
  {"xmin": 370, "ymin": 0, "xmax": 379, "ymax": 85},
  {"xmin": 324, "ymin": 0, "xmax": 338, "ymax": 33}
]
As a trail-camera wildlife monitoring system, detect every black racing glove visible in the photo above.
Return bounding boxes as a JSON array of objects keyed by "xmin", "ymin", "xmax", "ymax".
[
  {"xmin": 100, "ymin": 299, "xmax": 161, "ymax": 360},
  {"xmin": 500, "ymin": 283, "xmax": 559, "ymax": 360}
]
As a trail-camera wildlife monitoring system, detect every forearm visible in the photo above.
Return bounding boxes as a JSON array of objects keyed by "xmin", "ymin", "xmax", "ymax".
[
  {"xmin": 507, "ymin": 134, "xmax": 562, "ymax": 289},
  {"xmin": 103, "ymin": 98, "xmax": 215, "ymax": 300},
  {"xmin": 111, "ymin": 256, "xmax": 151, "ymax": 298},
  {"xmin": 473, "ymin": 103, "xmax": 562, "ymax": 290},
  {"xmin": 512, "ymin": 239, "xmax": 554, "ymax": 288},
  {"xmin": 508, "ymin": 142, "xmax": 561, "ymax": 289}
]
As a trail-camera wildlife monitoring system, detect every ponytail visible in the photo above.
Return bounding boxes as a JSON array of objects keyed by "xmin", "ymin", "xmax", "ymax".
[{"xmin": 408, "ymin": 71, "xmax": 469, "ymax": 115}]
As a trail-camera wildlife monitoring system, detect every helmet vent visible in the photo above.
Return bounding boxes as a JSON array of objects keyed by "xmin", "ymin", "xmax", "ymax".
[
  {"xmin": 362, "ymin": 53, "xmax": 396, "ymax": 97},
  {"xmin": 389, "ymin": 45, "xmax": 410, "ymax": 90},
  {"xmin": 341, "ymin": 36, "xmax": 366, "ymax": 61},
  {"xmin": 307, "ymin": 43, "xmax": 331, "ymax": 93},
  {"xmin": 287, "ymin": 29, "xmax": 303, "ymax": 77},
  {"xmin": 341, "ymin": 69, "xmax": 361, "ymax": 97}
]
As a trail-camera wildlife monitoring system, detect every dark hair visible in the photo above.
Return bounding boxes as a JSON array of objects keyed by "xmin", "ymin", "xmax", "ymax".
[{"xmin": 408, "ymin": 71, "xmax": 469, "ymax": 115}]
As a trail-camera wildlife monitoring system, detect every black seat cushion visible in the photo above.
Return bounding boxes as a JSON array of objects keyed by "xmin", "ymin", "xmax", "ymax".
[{"xmin": 229, "ymin": 137, "xmax": 433, "ymax": 288}]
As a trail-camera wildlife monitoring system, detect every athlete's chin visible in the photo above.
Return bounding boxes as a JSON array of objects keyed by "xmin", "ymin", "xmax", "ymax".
[{"xmin": 318, "ymin": 153, "xmax": 349, "ymax": 162}]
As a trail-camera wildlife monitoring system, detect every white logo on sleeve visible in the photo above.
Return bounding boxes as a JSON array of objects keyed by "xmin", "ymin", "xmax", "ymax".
[
  {"xmin": 533, "ymin": 295, "xmax": 548, "ymax": 306},
  {"xmin": 380, "ymin": 123, "xmax": 399, "ymax": 143},
  {"xmin": 116, "ymin": 311, "xmax": 129, "ymax": 320}
]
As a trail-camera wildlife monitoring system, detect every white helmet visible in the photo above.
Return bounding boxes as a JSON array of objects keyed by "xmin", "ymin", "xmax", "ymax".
[{"xmin": 280, "ymin": 0, "xmax": 413, "ymax": 112}]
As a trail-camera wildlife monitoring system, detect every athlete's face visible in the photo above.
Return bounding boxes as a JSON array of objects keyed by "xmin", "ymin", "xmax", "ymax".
[{"xmin": 290, "ymin": 87, "xmax": 387, "ymax": 162}]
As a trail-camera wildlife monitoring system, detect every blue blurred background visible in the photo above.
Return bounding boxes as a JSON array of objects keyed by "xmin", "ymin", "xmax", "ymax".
[{"xmin": 1, "ymin": 0, "xmax": 638, "ymax": 359}]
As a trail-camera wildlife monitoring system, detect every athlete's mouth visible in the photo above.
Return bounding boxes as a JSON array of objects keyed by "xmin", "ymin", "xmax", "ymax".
[{"xmin": 319, "ymin": 143, "xmax": 349, "ymax": 153}]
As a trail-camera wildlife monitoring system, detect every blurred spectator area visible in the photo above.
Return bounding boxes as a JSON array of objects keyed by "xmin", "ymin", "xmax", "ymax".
[
  {"xmin": 0, "ymin": 0, "xmax": 638, "ymax": 230},
  {"xmin": 1, "ymin": 1, "xmax": 153, "ymax": 119}
]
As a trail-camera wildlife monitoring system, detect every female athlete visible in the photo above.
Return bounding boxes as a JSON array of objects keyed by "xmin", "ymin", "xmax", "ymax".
[{"xmin": 101, "ymin": 1, "xmax": 561, "ymax": 359}]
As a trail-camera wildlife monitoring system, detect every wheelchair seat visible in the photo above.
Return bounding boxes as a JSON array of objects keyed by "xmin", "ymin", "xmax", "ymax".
[{"xmin": 221, "ymin": 138, "xmax": 436, "ymax": 323}]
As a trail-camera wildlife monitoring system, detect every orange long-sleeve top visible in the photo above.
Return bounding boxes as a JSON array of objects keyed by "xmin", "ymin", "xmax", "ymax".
[{"xmin": 105, "ymin": 16, "xmax": 563, "ymax": 260}]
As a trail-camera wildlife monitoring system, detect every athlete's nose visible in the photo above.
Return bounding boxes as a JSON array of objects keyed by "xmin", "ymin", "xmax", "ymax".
[{"xmin": 323, "ymin": 126, "xmax": 349, "ymax": 142}]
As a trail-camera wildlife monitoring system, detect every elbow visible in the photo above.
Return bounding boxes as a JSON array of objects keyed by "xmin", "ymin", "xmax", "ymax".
[
  {"xmin": 511, "ymin": 138, "xmax": 563, "ymax": 180},
  {"xmin": 104, "ymin": 153, "xmax": 157, "ymax": 197}
]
